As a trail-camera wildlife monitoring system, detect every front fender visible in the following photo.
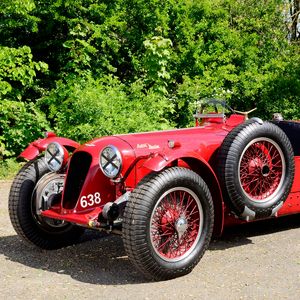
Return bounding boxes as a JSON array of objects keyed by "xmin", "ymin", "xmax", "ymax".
[
  {"xmin": 142, "ymin": 151, "xmax": 225, "ymax": 236},
  {"xmin": 19, "ymin": 133, "xmax": 80, "ymax": 160}
]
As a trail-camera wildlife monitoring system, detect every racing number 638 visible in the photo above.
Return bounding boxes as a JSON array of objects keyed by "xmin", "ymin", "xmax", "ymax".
[{"xmin": 80, "ymin": 192, "xmax": 101, "ymax": 208}]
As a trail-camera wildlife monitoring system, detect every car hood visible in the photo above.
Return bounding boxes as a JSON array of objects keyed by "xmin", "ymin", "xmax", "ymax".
[{"xmin": 114, "ymin": 125, "xmax": 228, "ymax": 161}]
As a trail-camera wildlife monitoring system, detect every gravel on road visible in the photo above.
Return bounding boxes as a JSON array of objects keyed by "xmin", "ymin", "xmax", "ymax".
[{"xmin": 0, "ymin": 180, "xmax": 299, "ymax": 299}]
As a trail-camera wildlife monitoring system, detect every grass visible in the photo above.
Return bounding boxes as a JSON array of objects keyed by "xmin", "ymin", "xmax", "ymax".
[{"xmin": 0, "ymin": 158, "xmax": 22, "ymax": 180}]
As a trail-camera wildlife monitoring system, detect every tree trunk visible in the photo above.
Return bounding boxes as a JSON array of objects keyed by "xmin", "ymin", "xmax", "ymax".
[{"xmin": 291, "ymin": 0, "xmax": 300, "ymax": 41}]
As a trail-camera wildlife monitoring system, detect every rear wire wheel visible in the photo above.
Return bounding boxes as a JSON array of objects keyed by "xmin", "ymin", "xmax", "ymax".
[{"xmin": 123, "ymin": 167, "xmax": 214, "ymax": 280}]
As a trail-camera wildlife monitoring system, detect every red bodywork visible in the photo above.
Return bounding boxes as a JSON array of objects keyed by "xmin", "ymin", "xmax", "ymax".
[
  {"xmin": 19, "ymin": 132, "xmax": 79, "ymax": 160},
  {"xmin": 22, "ymin": 115, "xmax": 300, "ymax": 236}
]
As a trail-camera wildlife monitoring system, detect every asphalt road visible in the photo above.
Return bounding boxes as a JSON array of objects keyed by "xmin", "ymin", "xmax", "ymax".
[{"xmin": 0, "ymin": 180, "xmax": 299, "ymax": 299}]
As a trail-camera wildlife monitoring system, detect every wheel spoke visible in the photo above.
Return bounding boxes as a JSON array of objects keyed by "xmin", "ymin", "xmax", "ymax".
[
  {"xmin": 150, "ymin": 187, "xmax": 202, "ymax": 261},
  {"xmin": 239, "ymin": 139, "xmax": 284, "ymax": 201}
]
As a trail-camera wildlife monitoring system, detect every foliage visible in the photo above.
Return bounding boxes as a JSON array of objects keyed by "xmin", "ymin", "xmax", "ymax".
[
  {"xmin": 0, "ymin": 1, "xmax": 49, "ymax": 163},
  {"xmin": 0, "ymin": 158, "xmax": 22, "ymax": 180},
  {"xmin": 0, "ymin": 0, "xmax": 39, "ymax": 46},
  {"xmin": 0, "ymin": 0, "xmax": 300, "ymax": 175},
  {"xmin": 143, "ymin": 36, "xmax": 173, "ymax": 94},
  {"xmin": 260, "ymin": 45, "xmax": 300, "ymax": 119},
  {"xmin": 40, "ymin": 75, "xmax": 173, "ymax": 142},
  {"xmin": 0, "ymin": 100, "xmax": 49, "ymax": 158},
  {"xmin": 0, "ymin": 46, "xmax": 48, "ymax": 101}
]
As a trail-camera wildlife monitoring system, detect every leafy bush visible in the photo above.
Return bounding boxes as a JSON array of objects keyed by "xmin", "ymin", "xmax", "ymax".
[
  {"xmin": 0, "ymin": 158, "xmax": 22, "ymax": 180},
  {"xmin": 0, "ymin": 100, "xmax": 49, "ymax": 158},
  {"xmin": 0, "ymin": 0, "xmax": 300, "ymax": 171},
  {"xmin": 40, "ymin": 75, "xmax": 173, "ymax": 142},
  {"xmin": 0, "ymin": 46, "xmax": 48, "ymax": 101}
]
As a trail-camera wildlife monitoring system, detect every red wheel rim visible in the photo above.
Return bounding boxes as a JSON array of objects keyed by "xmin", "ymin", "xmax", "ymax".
[
  {"xmin": 238, "ymin": 138, "xmax": 285, "ymax": 202},
  {"xmin": 150, "ymin": 187, "xmax": 203, "ymax": 262}
]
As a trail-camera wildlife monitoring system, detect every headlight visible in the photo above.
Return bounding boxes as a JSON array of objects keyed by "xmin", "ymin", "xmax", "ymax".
[
  {"xmin": 45, "ymin": 142, "xmax": 66, "ymax": 172},
  {"xmin": 99, "ymin": 145, "xmax": 122, "ymax": 178}
]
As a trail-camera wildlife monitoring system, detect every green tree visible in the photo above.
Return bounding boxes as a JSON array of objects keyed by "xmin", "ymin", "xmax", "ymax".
[
  {"xmin": 0, "ymin": 1, "xmax": 49, "ymax": 159},
  {"xmin": 40, "ymin": 75, "xmax": 173, "ymax": 142},
  {"xmin": 1, "ymin": 0, "xmax": 300, "ymax": 163}
]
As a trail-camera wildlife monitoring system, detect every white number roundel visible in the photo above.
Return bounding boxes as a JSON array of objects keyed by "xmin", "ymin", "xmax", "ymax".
[{"xmin": 80, "ymin": 192, "xmax": 101, "ymax": 208}]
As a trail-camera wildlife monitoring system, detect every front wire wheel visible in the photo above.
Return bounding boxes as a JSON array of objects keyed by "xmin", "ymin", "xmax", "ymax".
[
  {"xmin": 150, "ymin": 187, "xmax": 203, "ymax": 262},
  {"xmin": 123, "ymin": 167, "xmax": 214, "ymax": 280}
]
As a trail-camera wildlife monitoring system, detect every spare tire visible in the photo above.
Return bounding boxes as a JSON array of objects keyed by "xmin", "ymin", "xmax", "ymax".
[{"xmin": 218, "ymin": 119, "xmax": 294, "ymax": 220}]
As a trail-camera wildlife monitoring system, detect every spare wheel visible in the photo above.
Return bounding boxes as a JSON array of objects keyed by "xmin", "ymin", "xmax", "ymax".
[{"xmin": 218, "ymin": 120, "xmax": 294, "ymax": 220}]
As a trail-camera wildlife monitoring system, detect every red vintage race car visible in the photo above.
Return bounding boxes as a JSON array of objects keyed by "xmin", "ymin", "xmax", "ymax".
[{"xmin": 8, "ymin": 99, "xmax": 300, "ymax": 280}]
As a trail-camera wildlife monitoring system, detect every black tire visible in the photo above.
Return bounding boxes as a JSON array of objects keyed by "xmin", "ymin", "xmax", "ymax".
[
  {"xmin": 122, "ymin": 167, "xmax": 214, "ymax": 280},
  {"xmin": 218, "ymin": 120, "xmax": 295, "ymax": 220},
  {"xmin": 9, "ymin": 158, "xmax": 85, "ymax": 250}
]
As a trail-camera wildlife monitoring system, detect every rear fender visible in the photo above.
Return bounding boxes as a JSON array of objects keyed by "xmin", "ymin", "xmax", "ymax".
[
  {"xmin": 19, "ymin": 133, "xmax": 80, "ymax": 160},
  {"xmin": 142, "ymin": 152, "xmax": 225, "ymax": 236}
]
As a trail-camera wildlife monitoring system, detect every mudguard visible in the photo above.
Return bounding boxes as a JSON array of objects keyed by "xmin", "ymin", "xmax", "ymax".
[
  {"xmin": 19, "ymin": 133, "xmax": 80, "ymax": 160},
  {"xmin": 142, "ymin": 151, "xmax": 225, "ymax": 236}
]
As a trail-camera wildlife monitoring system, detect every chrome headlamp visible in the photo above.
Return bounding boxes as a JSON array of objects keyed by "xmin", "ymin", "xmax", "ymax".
[
  {"xmin": 99, "ymin": 145, "xmax": 122, "ymax": 178},
  {"xmin": 45, "ymin": 142, "xmax": 66, "ymax": 172}
]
